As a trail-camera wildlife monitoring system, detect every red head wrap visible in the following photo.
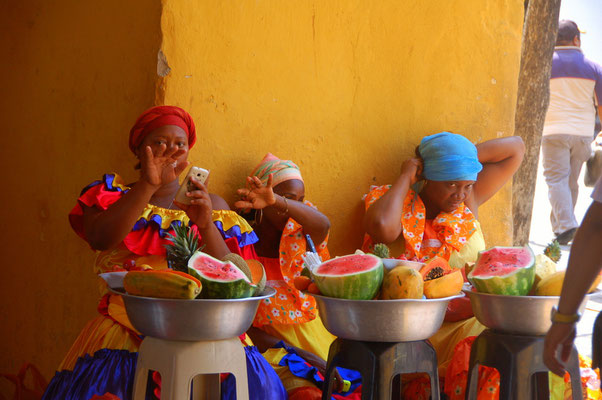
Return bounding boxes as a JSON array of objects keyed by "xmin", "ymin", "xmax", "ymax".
[{"xmin": 128, "ymin": 105, "xmax": 196, "ymax": 154}]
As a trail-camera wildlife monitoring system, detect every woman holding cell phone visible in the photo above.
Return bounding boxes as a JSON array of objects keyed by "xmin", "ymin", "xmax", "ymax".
[{"xmin": 43, "ymin": 106, "xmax": 286, "ymax": 400}]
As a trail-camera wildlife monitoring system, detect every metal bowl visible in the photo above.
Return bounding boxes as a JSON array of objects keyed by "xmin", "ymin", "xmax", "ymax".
[
  {"xmin": 110, "ymin": 287, "xmax": 276, "ymax": 341},
  {"xmin": 381, "ymin": 259, "xmax": 425, "ymax": 272},
  {"xmin": 312, "ymin": 292, "xmax": 463, "ymax": 342},
  {"xmin": 463, "ymin": 286, "xmax": 592, "ymax": 336}
]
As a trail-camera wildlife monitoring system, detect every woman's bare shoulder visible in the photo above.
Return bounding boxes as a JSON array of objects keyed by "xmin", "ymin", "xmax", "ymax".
[{"xmin": 209, "ymin": 193, "xmax": 231, "ymax": 210}]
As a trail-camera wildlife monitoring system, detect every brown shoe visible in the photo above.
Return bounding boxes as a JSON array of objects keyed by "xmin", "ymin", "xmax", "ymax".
[{"xmin": 556, "ymin": 228, "xmax": 577, "ymax": 245}]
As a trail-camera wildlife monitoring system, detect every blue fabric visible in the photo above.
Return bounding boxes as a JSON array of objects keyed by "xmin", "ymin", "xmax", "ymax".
[
  {"xmin": 418, "ymin": 132, "xmax": 483, "ymax": 181},
  {"xmin": 42, "ymin": 349, "xmax": 148, "ymax": 400},
  {"xmin": 273, "ymin": 341, "xmax": 362, "ymax": 397},
  {"xmin": 221, "ymin": 346, "xmax": 287, "ymax": 400},
  {"xmin": 213, "ymin": 220, "xmax": 259, "ymax": 247}
]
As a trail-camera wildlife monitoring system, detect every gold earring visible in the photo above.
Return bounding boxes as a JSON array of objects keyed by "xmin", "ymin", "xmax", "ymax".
[{"xmin": 254, "ymin": 209, "xmax": 263, "ymax": 226}]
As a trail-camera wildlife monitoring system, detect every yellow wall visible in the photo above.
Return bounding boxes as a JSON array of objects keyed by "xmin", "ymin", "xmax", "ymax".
[
  {"xmin": 0, "ymin": 0, "xmax": 523, "ymax": 383},
  {"xmin": 160, "ymin": 0, "xmax": 523, "ymax": 255},
  {"xmin": 0, "ymin": 1, "xmax": 161, "ymax": 379}
]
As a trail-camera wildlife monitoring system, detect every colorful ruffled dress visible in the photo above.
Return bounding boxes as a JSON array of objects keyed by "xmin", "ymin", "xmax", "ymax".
[
  {"xmin": 363, "ymin": 185, "xmax": 601, "ymax": 399},
  {"xmin": 42, "ymin": 173, "xmax": 286, "ymax": 400},
  {"xmin": 362, "ymin": 185, "xmax": 488, "ymax": 397},
  {"xmin": 250, "ymin": 203, "xmax": 362, "ymax": 399}
]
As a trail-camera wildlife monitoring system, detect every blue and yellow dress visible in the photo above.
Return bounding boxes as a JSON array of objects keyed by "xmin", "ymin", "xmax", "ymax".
[{"xmin": 42, "ymin": 173, "xmax": 286, "ymax": 400}]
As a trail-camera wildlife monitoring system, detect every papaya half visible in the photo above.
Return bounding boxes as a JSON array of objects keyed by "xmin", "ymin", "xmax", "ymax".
[
  {"xmin": 124, "ymin": 270, "xmax": 202, "ymax": 299},
  {"xmin": 420, "ymin": 257, "xmax": 452, "ymax": 280},
  {"xmin": 424, "ymin": 269, "xmax": 464, "ymax": 299},
  {"xmin": 419, "ymin": 257, "xmax": 463, "ymax": 298}
]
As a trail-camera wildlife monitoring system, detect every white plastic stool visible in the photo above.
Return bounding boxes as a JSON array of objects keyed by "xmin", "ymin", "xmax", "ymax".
[{"xmin": 132, "ymin": 336, "xmax": 249, "ymax": 400}]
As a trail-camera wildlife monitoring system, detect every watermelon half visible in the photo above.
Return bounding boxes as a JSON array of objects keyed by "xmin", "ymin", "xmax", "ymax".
[
  {"xmin": 468, "ymin": 246, "xmax": 535, "ymax": 296},
  {"xmin": 311, "ymin": 254, "xmax": 383, "ymax": 300},
  {"xmin": 188, "ymin": 252, "xmax": 257, "ymax": 299}
]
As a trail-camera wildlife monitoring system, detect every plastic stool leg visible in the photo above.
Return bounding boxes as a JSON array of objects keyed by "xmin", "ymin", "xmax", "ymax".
[
  {"xmin": 429, "ymin": 362, "xmax": 440, "ymax": 400},
  {"xmin": 513, "ymin": 369, "xmax": 532, "ymax": 400},
  {"xmin": 497, "ymin": 366, "xmax": 515, "ymax": 400},
  {"xmin": 419, "ymin": 341, "xmax": 440, "ymax": 400},
  {"xmin": 321, "ymin": 363, "xmax": 337, "ymax": 400},
  {"xmin": 567, "ymin": 348, "xmax": 583, "ymax": 400},
  {"xmin": 231, "ymin": 359, "xmax": 249, "ymax": 400},
  {"xmin": 131, "ymin": 363, "xmax": 149, "ymax": 400},
  {"xmin": 377, "ymin": 367, "xmax": 393, "ymax": 400},
  {"xmin": 465, "ymin": 362, "xmax": 479, "ymax": 400},
  {"xmin": 192, "ymin": 374, "xmax": 221, "ymax": 400},
  {"xmin": 161, "ymin": 369, "xmax": 192, "ymax": 400}
]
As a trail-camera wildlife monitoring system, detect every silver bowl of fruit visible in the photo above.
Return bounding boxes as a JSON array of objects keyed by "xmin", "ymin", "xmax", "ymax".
[
  {"xmin": 313, "ymin": 292, "xmax": 463, "ymax": 342},
  {"xmin": 463, "ymin": 285, "xmax": 594, "ymax": 336},
  {"xmin": 381, "ymin": 258, "xmax": 425, "ymax": 272},
  {"xmin": 110, "ymin": 287, "xmax": 275, "ymax": 341}
]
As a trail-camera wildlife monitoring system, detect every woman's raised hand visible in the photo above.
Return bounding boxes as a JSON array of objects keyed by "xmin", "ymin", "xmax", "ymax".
[
  {"xmin": 400, "ymin": 158, "xmax": 423, "ymax": 185},
  {"xmin": 174, "ymin": 178, "xmax": 213, "ymax": 229},
  {"xmin": 140, "ymin": 144, "xmax": 188, "ymax": 187},
  {"xmin": 234, "ymin": 174, "xmax": 276, "ymax": 211}
]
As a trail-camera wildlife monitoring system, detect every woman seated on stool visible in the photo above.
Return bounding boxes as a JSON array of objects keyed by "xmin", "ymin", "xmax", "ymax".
[
  {"xmin": 235, "ymin": 153, "xmax": 357, "ymax": 399},
  {"xmin": 42, "ymin": 106, "xmax": 286, "ymax": 400},
  {"xmin": 362, "ymin": 132, "xmax": 524, "ymax": 398}
]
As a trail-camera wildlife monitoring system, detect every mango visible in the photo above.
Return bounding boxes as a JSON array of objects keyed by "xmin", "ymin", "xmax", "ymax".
[
  {"xmin": 535, "ymin": 270, "xmax": 601, "ymax": 296},
  {"xmin": 381, "ymin": 266, "xmax": 423, "ymax": 300}
]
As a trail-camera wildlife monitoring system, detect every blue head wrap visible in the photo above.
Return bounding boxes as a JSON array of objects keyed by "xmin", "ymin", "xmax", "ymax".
[{"xmin": 418, "ymin": 132, "xmax": 483, "ymax": 181}]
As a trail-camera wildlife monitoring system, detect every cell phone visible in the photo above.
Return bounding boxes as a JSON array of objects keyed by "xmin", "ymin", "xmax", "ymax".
[{"xmin": 174, "ymin": 166, "xmax": 210, "ymax": 205}]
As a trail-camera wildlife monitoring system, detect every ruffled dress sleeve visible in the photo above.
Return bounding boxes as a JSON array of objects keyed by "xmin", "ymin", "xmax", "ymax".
[
  {"xmin": 69, "ymin": 173, "xmax": 130, "ymax": 241},
  {"xmin": 212, "ymin": 209, "xmax": 259, "ymax": 259},
  {"xmin": 69, "ymin": 173, "xmax": 259, "ymax": 258}
]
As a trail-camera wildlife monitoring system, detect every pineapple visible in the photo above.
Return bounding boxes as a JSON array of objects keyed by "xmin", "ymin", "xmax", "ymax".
[
  {"xmin": 165, "ymin": 223, "xmax": 203, "ymax": 272},
  {"xmin": 372, "ymin": 243, "xmax": 391, "ymax": 259},
  {"xmin": 543, "ymin": 240, "xmax": 562, "ymax": 263}
]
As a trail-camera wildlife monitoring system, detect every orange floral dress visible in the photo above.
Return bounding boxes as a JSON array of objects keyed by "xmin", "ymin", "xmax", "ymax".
[
  {"xmin": 362, "ymin": 185, "xmax": 477, "ymax": 261},
  {"xmin": 253, "ymin": 203, "xmax": 329, "ymax": 327},
  {"xmin": 251, "ymin": 201, "xmax": 337, "ymax": 393}
]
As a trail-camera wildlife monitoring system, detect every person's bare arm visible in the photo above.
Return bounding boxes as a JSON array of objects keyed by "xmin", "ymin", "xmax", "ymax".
[
  {"xmin": 557, "ymin": 200, "xmax": 602, "ymax": 314},
  {"xmin": 472, "ymin": 136, "xmax": 525, "ymax": 206},
  {"xmin": 270, "ymin": 195, "xmax": 330, "ymax": 245},
  {"xmin": 544, "ymin": 200, "xmax": 602, "ymax": 375},
  {"xmin": 82, "ymin": 181, "xmax": 158, "ymax": 250},
  {"xmin": 235, "ymin": 175, "xmax": 330, "ymax": 245},
  {"xmin": 83, "ymin": 145, "xmax": 187, "ymax": 250},
  {"xmin": 363, "ymin": 158, "xmax": 421, "ymax": 244}
]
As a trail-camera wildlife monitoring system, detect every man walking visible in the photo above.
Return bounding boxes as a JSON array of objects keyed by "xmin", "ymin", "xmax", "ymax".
[{"xmin": 542, "ymin": 20, "xmax": 602, "ymax": 245}]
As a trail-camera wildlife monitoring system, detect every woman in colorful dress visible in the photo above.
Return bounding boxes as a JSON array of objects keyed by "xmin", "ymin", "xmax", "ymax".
[
  {"xmin": 42, "ymin": 106, "xmax": 286, "ymax": 400},
  {"xmin": 234, "ymin": 154, "xmax": 359, "ymax": 400},
  {"xmin": 362, "ymin": 132, "xmax": 525, "ymax": 399}
]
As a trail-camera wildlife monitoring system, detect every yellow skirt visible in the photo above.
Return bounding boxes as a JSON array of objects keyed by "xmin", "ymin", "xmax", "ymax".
[
  {"xmin": 259, "ymin": 310, "xmax": 336, "ymax": 392},
  {"xmin": 428, "ymin": 317, "xmax": 486, "ymax": 377}
]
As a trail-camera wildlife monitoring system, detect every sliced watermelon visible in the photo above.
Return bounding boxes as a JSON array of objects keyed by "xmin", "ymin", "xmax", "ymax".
[
  {"xmin": 188, "ymin": 252, "xmax": 256, "ymax": 299},
  {"xmin": 468, "ymin": 246, "xmax": 535, "ymax": 296},
  {"xmin": 311, "ymin": 254, "xmax": 383, "ymax": 300}
]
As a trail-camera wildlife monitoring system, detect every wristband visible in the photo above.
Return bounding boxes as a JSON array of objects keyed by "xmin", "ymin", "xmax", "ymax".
[
  {"xmin": 276, "ymin": 196, "xmax": 289, "ymax": 216},
  {"xmin": 550, "ymin": 306, "xmax": 581, "ymax": 324}
]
